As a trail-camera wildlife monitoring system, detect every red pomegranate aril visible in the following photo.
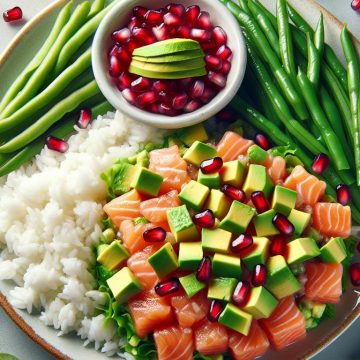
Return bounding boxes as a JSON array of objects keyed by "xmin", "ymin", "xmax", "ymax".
[
  {"xmin": 132, "ymin": 27, "xmax": 155, "ymax": 44},
  {"xmin": 251, "ymin": 191, "xmax": 270, "ymax": 214},
  {"xmin": 155, "ymin": 278, "xmax": 180, "ymax": 296},
  {"xmin": 109, "ymin": 45, "xmax": 120, "ymax": 58},
  {"xmin": 312, "ymin": 153, "xmax": 330, "ymax": 175},
  {"xmin": 77, "ymin": 108, "xmax": 92, "ymax": 129},
  {"xmin": 159, "ymin": 102, "xmax": 178, "ymax": 116},
  {"xmin": 117, "ymin": 72, "xmax": 133, "ymax": 91},
  {"xmin": 143, "ymin": 227, "xmax": 167, "ymax": 242},
  {"xmin": 196, "ymin": 11, "xmax": 212, "ymax": 29},
  {"xmin": 131, "ymin": 77, "xmax": 152, "ymax": 92},
  {"xmin": 128, "ymin": 16, "xmax": 141, "ymax": 32},
  {"xmin": 158, "ymin": 91, "xmax": 173, "ymax": 104},
  {"xmin": 272, "ymin": 213, "xmax": 295, "ymax": 236},
  {"xmin": 184, "ymin": 99, "xmax": 201, "ymax": 113},
  {"xmin": 145, "ymin": 10, "xmax": 163, "ymax": 24},
  {"xmin": 200, "ymin": 157, "xmax": 223, "ymax": 174},
  {"xmin": 200, "ymin": 87, "xmax": 216, "ymax": 104},
  {"xmin": 177, "ymin": 25, "xmax": 191, "ymax": 38},
  {"xmin": 116, "ymin": 47, "xmax": 131, "ymax": 64},
  {"xmin": 221, "ymin": 184, "xmax": 246, "ymax": 202},
  {"xmin": 172, "ymin": 92, "xmax": 188, "ymax": 110},
  {"xmin": 166, "ymin": 3, "xmax": 185, "ymax": 17},
  {"xmin": 270, "ymin": 235, "xmax": 287, "ymax": 256},
  {"xmin": 351, "ymin": 0, "xmax": 360, "ymax": 11},
  {"xmin": 163, "ymin": 12, "xmax": 183, "ymax": 27},
  {"xmin": 231, "ymin": 234, "xmax": 253, "ymax": 253},
  {"xmin": 216, "ymin": 45, "xmax": 232, "ymax": 60},
  {"xmin": 208, "ymin": 71, "xmax": 226, "ymax": 88},
  {"xmin": 147, "ymin": 103, "xmax": 160, "ymax": 113},
  {"xmin": 109, "ymin": 56, "xmax": 122, "ymax": 77},
  {"xmin": 220, "ymin": 60, "xmax": 231, "ymax": 75},
  {"xmin": 190, "ymin": 28, "xmax": 211, "ymax": 42},
  {"xmin": 205, "ymin": 55, "xmax": 222, "ymax": 71},
  {"xmin": 208, "ymin": 300, "xmax": 223, "ymax": 322},
  {"xmin": 336, "ymin": 184, "xmax": 351, "ymax": 205},
  {"xmin": 122, "ymin": 89, "xmax": 137, "ymax": 104},
  {"xmin": 349, "ymin": 263, "xmax": 360, "ymax": 286},
  {"xmin": 112, "ymin": 28, "xmax": 131, "ymax": 44},
  {"xmin": 3, "ymin": 7, "xmax": 22, "ymax": 22},
  {"xmin": 126, "ymin": 39, "xmax": 141, "ymax": 54},
  {"xmin": 232, "ymin": 280, "xmax": 251, "ymax": 306},
  {"xmin": 152, "ymin": 23, "xmax": 169, "ymax": 41},
  {"xmin": 185, "ymin": 5, "xmax": 200, "ymax": 24},
  {"xmin": 212, "ymin": 26, "xmax": 227, "ymax": 46},
  {"xmin": 197, "ymin": 256, "xmax": 212, "ymax": 283},
  {"xmin": 255, "ymin": 134, "xmax": 270, "ymax": 150},
  {"xmin": 179, "ymin": 78, "xmax": 193, "ymax": 88},
  {"xmin": 46, "ymin": 136, "xmax": 69, "ymax": 153},
  {"xmin": 252, "ymin": 264, "xmax": 267, "ymax": 286},
  {"xmin": 136, "ymin": 91, "xmax": 157, "ymax": 108},
  {"xmin": 194, "ymin": 209, "xmax": 215, "ymax": 228},
  {"xmin": 133, "ymin": 6, "xmax": 147, "ymax": 19},
  {"xmin": 189, "ymin": 80, "xmax": 205, "ymax": 98},
  {"xmin": 153, "ymin": 80, "xmax": 170, "ymax": 93}
]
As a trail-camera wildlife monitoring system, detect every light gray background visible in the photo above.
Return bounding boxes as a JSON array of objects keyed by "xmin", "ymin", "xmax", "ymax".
[{"xmin": 0, "ymin": 1, "xmax": 359, "ymax": 359}]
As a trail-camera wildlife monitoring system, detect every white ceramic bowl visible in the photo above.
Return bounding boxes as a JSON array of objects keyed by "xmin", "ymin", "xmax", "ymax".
[{"xmin": 92, "ymin": 0, "xmax": 246, "ymax": 129}]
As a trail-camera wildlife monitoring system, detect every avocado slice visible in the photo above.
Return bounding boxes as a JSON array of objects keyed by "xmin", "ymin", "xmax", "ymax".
[
  {"xmin": 167, "ymin": 205, "xmax": 199, "ymax": 242},
  {"xmin": 319, "ymin": 237, "xmax": 347, "ymax": 263},
  {"xmin": 247, "ymin": 144, "xmax": 268, "ymax": 163},
  {"xmin": 197, "ymin": 170, "xmax": 221, "ymax": 189},
  {"xmin": 128, "ymin": 65, "xmax": 207, "ymax": 79},
  {"xmin": 132, "ymin": 49, "xmax": 204, "ymax": 63},
  {"xmin": 212, "ymin": 253, "xmax": 242, "ymax": 278},
  {"xmin": 177, "ymin": 123, "xmax": 208, "ymax": 147},
  {"xmin": 287, "ymin": 237, "xmax": 320, "ymax": 265},
  {"xmin": 205, "ymin": 189, "xmax": 231, "ymax": 219},
  {"xmin": 183, "ymin": 141, "xmax": 218, "ymax": 167},
  {"xmin": 202, "ymin": 228, "xmax": 232, "ymax": 254},
  {"xmin": 208, "ymin": 277, "xmax": 237, "ymax": 302},
  {"xmin": 131, "ymin": 167, "xmax": 163, "ymax": 196},
  {"xmin": 178, "ymin": 242, "xmax": 203, "ymax": 270},
  {"xmin": 287, "ymin": 208, "xmax": 311, "ymax": 236},
  {"xmin": 253, "ymin": 209, "xmax": 280, "ymax": 237},
  {"xmin": 148, "ymin": 242, "xmax": 179, "ymax": 279},
  {"xmin": 178, "ymin": 180, "xmax": 210, "ymax": 211},
  {"xmin": 130, "ymin": 57, "xmax": 206, "ymax": 72},
  {"xmin": 242, "ymin": 164, "xmax": 274, "ymax": 197},
  {"xmin": 218, "ymin": 303, "xmax": 253, "ymax": 336},
  {"xmin": 179, "ymin": 272, "xmax": 206, "ymax": 298},
  {"xmin": 97, "ymin": 240, "xmax": 129, "ymax": 271},
  {"xmin": 271, "ymin": 186, "xmax": 297, "ymax": 216},
  {"xmin": 220, "ymin": 160, "xmax": 246, "ymax": 187},
  {"xmin": 242, "ymin": 236, "xmax": 270, "ymax": 271},
  {"xmin": 243, "ymin": 286, "xmax": 278, "ymax": 319}
]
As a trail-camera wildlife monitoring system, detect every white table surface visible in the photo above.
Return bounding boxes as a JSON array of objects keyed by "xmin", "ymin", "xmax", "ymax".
[{"xmin": 0, "ymin": 1, "xmax": 359, "ymax": 359}]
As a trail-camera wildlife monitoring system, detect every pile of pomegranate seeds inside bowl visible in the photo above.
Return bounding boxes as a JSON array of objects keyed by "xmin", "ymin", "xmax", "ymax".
[{"xmin": 107, "ymin": 4, "xmax": 232, "ymax": 115}]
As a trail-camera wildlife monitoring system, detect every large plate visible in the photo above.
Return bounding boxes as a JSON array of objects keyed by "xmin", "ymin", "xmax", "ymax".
[{"xmin": 0, "ymin": 1, "xmax": 359, "ymax": 359}]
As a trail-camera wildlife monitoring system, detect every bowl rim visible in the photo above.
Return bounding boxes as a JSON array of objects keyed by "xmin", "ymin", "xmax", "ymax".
[{"xmin": 91, "ymin": 0, "xmax": 247, "ymax": 129}]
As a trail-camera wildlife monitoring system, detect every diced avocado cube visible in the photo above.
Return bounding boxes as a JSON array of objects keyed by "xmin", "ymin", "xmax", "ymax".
[
  {"xmin": 243, "ymin": 286, "xmax": 278, "ymax": 319},
  {"xmin": 178, "ymin": 242, "xmax": 203, "ymax": 270},
  {"xmin": 97, "ymin": 240, "xmax": 129, "ymax": 271},
  {"xmin": 287, "ymin": 237, "xmax": 320, "ymax": 265},
  {"xmin": 242, "ymin": 164, "xmax": 274, "ymax": 197},
  {"xmin": 319, "ymin": 237, "xmax": 347, "ymax": 263},
  {"xmin": 266, "ymin": 255, "xmax": 301, "ymax": 299},
  {"xmin": 212, "ymin": 253, "xmax": 242, "ymax": 278},
  {"xmin": 97, "ymin": 244, "xmax": 108, "ymax": 257},
  {"xmin": 288, "ymin": 208, "xmax": 311, "ymax": 235},
  {"xmin": 247, "ymin": 144, "xmax": 268, "ymax": 163},
  {"xmin": 131, "ymin": 167, "xmax": 163, "ymax": 196},
  {"xmin": 183, "ymin": 141, "xmax": 217, "ymax": 167},
  {"xmin": 220, "ymin": 160, "xmax": 246, "ymax": 187},
  {"xmin": 205, "ymin": 189, "xmax": 231, "ymax": 219},
  {"xmin": 202, "ymin": 228, "xmax": 232, "ymax": 254},
  {"xmin": 128, "ymin": 150, "xmax": 149, "ymax": 167},
  {"xmin": 312, "ymin": 303, "xmax": 326, "ymax": 319},
  {"xmin": 271, "ymin": 186, "xmax": 297, "ymax": 216},
  {"xmin": 208, "ymin": 277, "xmax": 237, "ymax": 302},
  {"xmin": 219, "ymin": 201, "xmax": 255, "ymax": 234},
  {"xmin": 148, "ymin": 243, "xmax": 179, "ymax": 278},
  {"xmin": 218, "ymin": 303, "xmax": 253, "ymax": 335},
  {"xmin": 179, "ymin": 272, "xmax": 206, "ymax": 298},
  {"xmin": 253, "ymin": 209, "xmax": 280, "ymax": 237},
  {"xmin": 242, "ymin": 237, "xmax": 270, "ymax": 271},
  {"xmin": 107, "ymin": 267, "xmax": 143, "ymax": 304},
  {"xmin": 179, "ymin": 180, "xmax": 210, "ymax": 211},
  {"xmin": 198, "ymin": 170, "xmax": 221, "ymax": 189},
  {"xmin": 105, "ymin": 162, "xmax": 137, "ymax": 196},
  {"xmin": 178, "ymin": 123, "xmax": 208, "ymax": 146},
  {"xmin": 167, "ymin": 205, "xmax": 199, "ymax": 242}
]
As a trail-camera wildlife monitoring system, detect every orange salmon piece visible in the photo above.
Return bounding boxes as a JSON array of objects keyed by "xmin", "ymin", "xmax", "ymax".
[
  {"xmin": 216, "ymin": 131, "xmax": 254, "ymax": 162},
  {"xmin": 154, "ymin": 325, "xmax": 194, "ymax": 360},
  {"xmin": 305, "ymin": 262, "xmax": 343, "ymax": 303},
  {"xmin": 265, "ymin": 155, "xmax": 288, "ymax": 185},
  {"xmin": 312, "ymin": 202, "xmax": 351, "ymax": 238},
  {"xmin": 260, "ymin": 296, "xmax": 306, "ymax": 350}
]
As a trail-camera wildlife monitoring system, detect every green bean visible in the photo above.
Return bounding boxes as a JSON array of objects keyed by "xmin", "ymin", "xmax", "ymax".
[
  {"xmin": 314, "ymin": 13, "xmax": 324, "ymax": 57},
  {"xmin": 220, "ymin": 0, "xmax": 309, "ymax": 121},
  {"xmin": 0, "ymin": 81, "xmax": 99, "ymax": 153},
  {"xmin": 0, "ymin": 1, "xmax": 73, "ymax": 115},
  {"xmin": 253, "ymin": 0, "xmax": 277, "ymax": 28},
  {"xmin": 237, "ymin": 0, "xmax": 250, "ymax": 13},
  {"xmin": 54, "ymin": 0, "xmax": 116, "ymax": 76},
  {"xmin": 277, "ymin": 0, "xmax": 296, "ymax": 77},
  {"xmin": 0, "ymin": 2, "xmax": 91, "ymax": 119},
  {"xmin": 88, "ymin": 0, "xmax": 105, "ymax": 18},
  {"xmin": 287, "ymin": 4, "xmax": 312, "ymax": 33},
  {"xmin": 0, "ymin": 49, "xmax": 91, "ymax": 133},
  {"xmin": 341, "ymin": 25, "xmax": 360, "ymax": 186},
  {"xmin": 306, "ymin": 33, "xmax": 320, "ymax": 88}
]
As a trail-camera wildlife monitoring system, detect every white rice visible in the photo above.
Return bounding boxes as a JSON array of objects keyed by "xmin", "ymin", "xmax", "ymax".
[{"xmin": 0, "ymin": 111, "xmax": 164, "ymax": 356}]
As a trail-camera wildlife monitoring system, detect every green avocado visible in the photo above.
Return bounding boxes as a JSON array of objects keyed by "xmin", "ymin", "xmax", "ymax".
[
  {"xmin": 208, "ymin": 277, "xmax": 237, "ymax": 302},
  {"xmin": 178, "ymin": 180, "xmax": 210, "ymax": 211},
  {"xmin": 107, "ymin": 267, "xmax": 143, "ymax": 304},
  {"xmin": 271, "ymin": 186, "xmax": 297, "ymax": 216},
  {"xmin": 253, "ymin": 209, "xmax": 280, "ymax": 237},
  {"xmin": 179, "ymin": 272, "xmax": 206, "ymax": 298},
  {"xmin": 247, "ymin": 144, "xmax": 268, "ymax": 163},
  {"xmin": 319, "ymin": 237, "xmax": 347, "ymax": 263},
  {"xmin": 178, "ymin": 242, "xmax": 203, "ymax": 270},
  {"xmin": 177, "ymin": 123, "xmax": 208, "ymax": 147},
  {"xmin": 167, "ymin": 205, "xmax": 199, "ymax": 242},
  {"xmin": 243, "ymin": 286, "xmax": 278, "ymax": 319},
  {"xmin": 131, "ymin": 167, "xmax": 163, "ymax": 196},
  {"xmin": 205, "ymin": 189, "xmax": 231, "ymax": 218},
  {"xmin": 288, "ymin": 208, "xmax": 311, "ymax": 236},
  {"xmin": 212, "ymin": 253, "xmax": 242, "ymax": 278},
  {"xmin": 220, "ymin": 160, "xmax": 246, "ymax": 187},
  {"xmin": 218, "ymin": 303, "xmax": 253, "ymax": 335},
  {"xmin": 106, "ymin": 162, "xmax": 136, "ymax": 196},
  {"xmin": 242, "ymin": 164, "xmax": 274, "ymax": 197},
  {"xmin": 242, "ymin": 236, "xmax": 270, "ymax": 271},
  {"xmin": 148, "ymin": 242, "xmax": 179, "ymax": 279},
  {"xmin": 197, "ymin": 170, "xmax": 221, "ymax": 189},
  {"xmin": 287, "ymin": 237, "xmax": 320, "ymax": 265},
  {"xmin": 97, "ymin": 240, "xmax": 129, "ymax": 271},
  {"xmin": 132, "ymin": 48, "xmax": 204, "ymax": 63},
  {"xmin": 183, "ymin": 141, "xmax": 218, "ymax": 167},
  {"xmin": 202, "ymin": 228, "xmax": 232, "ymax": 254},
  {"xmin": 129, "ymin": 64, "xmax": 207, "ymax": 79},
  {"xmin": 130, "ymin": 57, "xmax": 206, "ymax": 72}
]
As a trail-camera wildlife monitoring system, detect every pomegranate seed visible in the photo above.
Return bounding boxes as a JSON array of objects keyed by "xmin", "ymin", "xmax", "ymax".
[
  {"xmin": 189, "ymin": 80, "xmax": 205, "ymax": 98},
  {"xmin": 251, "ymin": 191, "xmax": 270, "ymax": 214},
  {"xmin": 232, "ymin": 280, "xmax": 251, "ymax": 306},
  {"xmin": 147, "ymin": 103, "xmax": 160, "ymax": 113},
  {"xmin": 336, "ymin": 184, "xmax": 351, "ymax": 205},
  {"xmin": 159, "ymin": 102, "xmax": 178, "ymax": 116},
  {"xmin": 221, "ymin": 184, "xmax": 246, "ymax": 202},
  {"xmin": 152, "ymin": 23, "xmax": 169, "ymax": 41},
  {"xmin": 196, "ymin": 256, "xmax": 212, "ymax": 284},
  {"xmin": 163, "ymin": 12, "xmax": 182, "ymax": 27},
  {"xmin": 272, "ymin": 213, "xmax": 295, "ymax": 236},
  {"xmin": 109, "ymin": 45, "xmax": 120, "ymax": 57},
  {"xmin": 196, "ymin": 11, "xmax": 212, "ymax": 29},
  {"xmin": 208, "ymin": 71, "xmax": 226, "ymax": 88},
  {"xmin": 3, "ymin": 7, "xmax": 22, "ymax": 22},
  {"xmin": 122, "ymin": 89, "xmax": 137, "ymax": 104},
  {"xmin": 185, "ymin": 5, "xmax": 200, "ymax": 24},
  {"xmin": 126, "ymin": 39, "xmax": 141, "ymax": 54},
  {"xmin": 193, "ymin": 209, "xmax": 215, "ymax": 228},
  {"xmin": 145, "ymin": 10, "xmax": 163, "ymax": 24},
  {"xmin": 177, "ymin": 25, "xmax": 191, "ymax": 38},
  {"xmin": 205, "ymin": 55, "xmax": 222, "ymax": 71},
  {"xmin": 128, "ymin": 16, "xmax": 141, "ymax": 32},
  {"xmin": 109, "ymin": 56, "xmax": 122, "ymax": 77},
  {"xmin": 116, "ymin": 47, "xmax": 131, "ymax": 64},
  {"xmin": 270, "ymin": 235, "xmax": 287, "ymax": 256},
  {"xmin": 184, "ymin": 99, "xmax": 201, "ymax": 113},
  {"xmin": 153, "ymin": 80, "xmax": 170, "ymax": 93},
  {"xmin": 172, "ymin": 92, "xmax": 188, "ymax": 110},
  {"xmin": 220, "ymin": 60, "xmax": 232, "ymax": 75},
  {"xmin": 46, "ymin": 136, "xmax": 69, "ymax": 153},
  {"xmin": 200, "ymin": 87, "xmax": 216, "ymax": 104},
  {"xmin": 231, "ymin": 234, "xmax": 253, "ymax": 253},
  {"xmin": 166, "ymin": 3, "xmax": 185, "ymax": 17},
  {"xmin": 350, "ymin": 263, "xmax": 360, "ymax": 286},
  {"xmin": 179, "ymin": 78, "xmax": 193, "ymax": 88},
  {"xmin": 143, "ymin": 227, "xmax": 167, "ymax": 242},
  {"xmin": 351, "ymin": 0, "xmax": 360, "ymax": 11},
  {"xmin": 133, "ymin": 6, "xmax": 147, "ymax": 19},
  {"xmin": 112, "ymin": 28, "xmax": 131, "ymax": 44},
  {"xmin": 212, "ymin": 26, "xmax": 227, "ymax": 46},
  {"xmin": 158, "ymin": 91, "xmax": 173, "ymax": 104},
  {"xmin": 155, "ymin": 278, "xmax": 180, "ymax": 296},
  {"xmin": 190, "ymin": 28, "xmax": 211, "ymax": 42},
  {"xmin": 77, "ymin": 108, "xmax": 92, "ymax": 129},
  {"xmin": 117, "ymin": 72, "xmax": 133, "ymax": 91},
  {"xmin": 131, "ymin": 77, "xmax": 152, "ymax": 92},
  {"xmin": 132, "ymin": 27, "xmax": 155, "ymax": 44},
  {"xmin": 136, "ymin": 91, "xmax": 157, "ymax": 108},
  {"xmin": 312, "ymin": 153, "xmax": 330, "ymax": 175},
  {"xmin": 255, "ymin": 134, "xmax": 270, "ymax": 150},
  {"xmin": 216, "ymin": 45, "xmax": 232, "ymax": 60},
  {"xmin": 208, "ymin": 300, "xmax": 223, "ymax": 322},
  {"xmin": 200, "ymin": 157, "xmax": 223, "ymax": 174},
  {"xmin": 252, "ymin": 264, "xmax": 267, "ymax": 286}
]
